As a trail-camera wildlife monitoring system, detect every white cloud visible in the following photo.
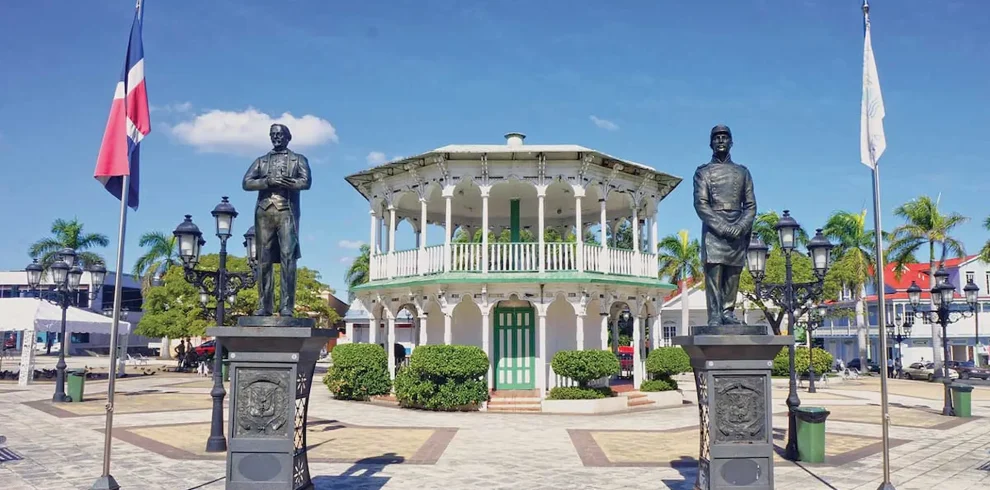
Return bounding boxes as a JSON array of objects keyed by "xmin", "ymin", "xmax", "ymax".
[
  {"xmin": 169, "ymin": 107, "xmax": 338, "ymax": 155},
  {"xmin": 589, "ymin": 115, "xmax": 619, "ymax": 131},
  {"xmin": 366, "ymin": 151, "xmax": 387, "ymax": 166},
  {"xmin": 150, "ymin": 101, "xmax": 192, "ymax": 113},
  {"xmin": 338, "ymin": 239, "xmax": 364, "ymax": 249},
  {"xmin": 339, "ymin": 256, "xmax": 353, "ymax": 264}
]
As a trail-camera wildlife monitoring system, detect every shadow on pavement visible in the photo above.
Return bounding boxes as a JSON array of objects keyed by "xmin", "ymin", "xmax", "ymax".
[
  {"xmin": 661, "ymin": 456, "xmax": 698, "ymax": 490},
  {"xmin": 312, "ymin": 452, "xmax": 404, "ymax": 489}
]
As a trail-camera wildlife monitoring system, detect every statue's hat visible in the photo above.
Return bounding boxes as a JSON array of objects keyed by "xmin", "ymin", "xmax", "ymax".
[{"xmin": 710, "ymin": 124, "xmax": 732, "ymax": 139}]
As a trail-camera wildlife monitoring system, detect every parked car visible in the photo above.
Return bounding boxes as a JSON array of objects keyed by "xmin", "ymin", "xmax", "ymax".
[
  {"xmin": 193, "ymin": 339, "xmax": 216, "ymax": 357},
  {"xmin": 945, "ymin": 360, "xmax": 990, "ymax": 380},
  {"xmin": 846, "ymin": 358, "xmax": 880, "ymax": 373},
  {"xmin": 902, "ymin": 361, "xmax": 959, "ymax": 381}
]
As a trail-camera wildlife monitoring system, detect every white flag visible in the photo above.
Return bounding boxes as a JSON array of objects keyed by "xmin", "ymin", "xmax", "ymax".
[{"xmin": 861, "ymin": 17, "xmax": 886, "ymax": 168}]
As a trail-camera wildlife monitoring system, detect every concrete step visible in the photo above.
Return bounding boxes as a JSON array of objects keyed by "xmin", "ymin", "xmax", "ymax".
[
  {"xmin": 623, "ymin": 391, "xmax": 655, "ymax": 407},
  {"xmin": 486, "ymin": 405, "xmax": 542, "ymax": 413}
]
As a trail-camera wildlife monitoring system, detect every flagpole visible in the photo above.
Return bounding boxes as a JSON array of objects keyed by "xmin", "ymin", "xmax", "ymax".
[
  {"xmin": 863, "ymin": 1, "xmax": 895, "ymax": 489},
  {"xmin": 91, "ymin": 183, "xmax": 129, "ymax": 490}
]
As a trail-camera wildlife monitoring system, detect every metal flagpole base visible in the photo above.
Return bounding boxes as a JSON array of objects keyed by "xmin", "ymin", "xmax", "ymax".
[
  {"xmin": 876, "ymin": 482, "xmax": 896, "ymax": 490},
  {"xmin": 90, "ymin": 475, "xmax": 121, "ymax": 490}
]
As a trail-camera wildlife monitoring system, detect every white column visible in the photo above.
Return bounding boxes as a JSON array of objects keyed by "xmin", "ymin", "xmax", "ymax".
[
  {"xmin": 443, "ymin": 312, "xmax": 452, "ymax": 345},
  {"xmin": 537, "ymin": 308, "xmax": 548, "ymax": 397},
  {"xmin": 575, "ymin": 190, "xmax": 584, "ymax": 272},
  {"xmin": 369, "ymin": 210, "xmax": 378, "ymax": 256},
  {"xmin": 419, "ymin": 198, "xmax": 428, "ymax": 275},
  {"xmin": 633, "ymin": 316, "xmax": 642, "ymax": 389},
  {"xmin": 18, "ymin": 332, "xmax": 36, "ymax": 386},
  {"xmin": 611, "ymin": 317, "xmax": 619, "ymax": 353},
  {"xmin": 576, "ymin": 315, "xmax": 585, "ymax": 351},
  {"xmin": 387, "ymin": 206, "xmax": 397, "ymax": 279},
  {"xmin": 481, "ymin": 188, "xmax": 490, "ymax": 273},
  {"xmin": 345, "ymin": 321, "xmax": 355, "ymax": 343},
  {"xmin": 369, "ymin": 312, "xmax": 379, "ymax": 344},
  {"xmin": 387, "ymin": 313, "xmax": 396, "ymax": 380},
  {"xmin": 117, "ymin": 333, "xmax": 129, "ymax": 375},
  {"xmin": 482, "ymin": 309, "xmax": 492, "ymax": 390},
  {"xmin": 538, "ymin": 189, "xmax": 546, "ymax": 272},
  {"xmin": 599, "ymin": 198, "xmax": 608, "ymax": 273},
  {"xmin": 650, "ymin": 212, "xmax": 659, "ymax": 254},
  {"xmin": 600, "ymin": 315, "xmax": 609, "ymax": 350},
  {"xmin": 651, "ymin": 314, "xmax": 660, "ymax": 350},
  {"xmin": 418, "ymin": 315, "xmax": 429, "ymax": 346},
  {"xmin": 444, "ymin": 188, "xmax": 453, "ymax": 272}
]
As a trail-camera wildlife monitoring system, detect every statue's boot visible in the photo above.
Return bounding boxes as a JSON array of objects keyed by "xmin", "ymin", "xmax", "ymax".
[
  {"xmin": 721, "ymin": 312, "xmax": 745, "ymax": 325},
  {"xmin": 279, "ymin": 308, "xmax": 294, "ymax": 317},
  {"xmin": 708, "ymin": 318, "xmax": 722, "ymax": 327},
  {"xmin": 253, "ymin": 308, "xmax": 271, "ymax": 316}
]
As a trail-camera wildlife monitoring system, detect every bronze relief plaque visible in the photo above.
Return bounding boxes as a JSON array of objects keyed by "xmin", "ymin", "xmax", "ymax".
[
  {"xmin": 235, "ymin": 368, "xmax": 291, "ymax": 438},
  {"xmin": 712, "ymin": 375, "xmax": 766, "ymax": 443}
]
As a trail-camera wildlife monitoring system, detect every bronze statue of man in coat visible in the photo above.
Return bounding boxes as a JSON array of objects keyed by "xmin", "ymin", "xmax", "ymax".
[
  {"xmin": 242, "ymin": 123, "xmax": 312, "ymax": 316},
  {"xmin": 692, "ymin": 124, "xmax": 757, "ymax": 327}
]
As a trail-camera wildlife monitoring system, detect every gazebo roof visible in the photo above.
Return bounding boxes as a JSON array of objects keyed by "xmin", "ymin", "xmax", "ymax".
[{"xmin": 344, "ymin": 139, "xmax": 682, "ymax": 204}]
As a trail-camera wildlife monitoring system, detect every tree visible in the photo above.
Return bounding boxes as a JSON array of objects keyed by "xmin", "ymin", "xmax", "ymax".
[
  {"xmin": 887, "ymin": 195, "xmax": 968, "ymax": 372},
  {"xmin": 657, "ymin": 230, "xmax": 702, "ymax": 335},
  {"xmin": 136, "ymin": 254, "xmax": 341, "ymax": 339},
  {"xmin": 29, "ymin": 218, "xmax": 109, "ymax": 269},
  {"xmin": 980, "ymin": 215, "xmax": 990, "ymax": 264},
  {"xmin": 346, "ymin": 244, "xmax": 371, "ymax": 292},
  {"xmin": 823, "ymin": 209, "xmax": 879, "ymax": 367},
  {"xmin": 739, "ymin": 248, "xmax": 832, "ymax": 335},
  {"xmin": 132, "ymin": 231, "xmax": 178, "ymax": 292},
  {"xmin": 752, "ymin": 210, "xmax": 809, "ymax": 249}
]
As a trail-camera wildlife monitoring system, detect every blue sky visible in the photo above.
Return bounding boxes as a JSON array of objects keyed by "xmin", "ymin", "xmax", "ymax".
[{"xmin": 1, "ymin": 0, "xmax": 989, "ymax": 296}]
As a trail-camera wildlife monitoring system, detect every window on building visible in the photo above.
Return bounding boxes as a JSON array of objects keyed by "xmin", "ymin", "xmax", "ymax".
[
  {"xmin": 662, "ymin": 323, "xmax": 677, "ymax": 347},
  {"xmin": 966, "ymin": 271, "xmax": 975, "ymax": 284},
  {"xmin": 986, "ymin": 272, "xmax": 990, "ymax": 294}
]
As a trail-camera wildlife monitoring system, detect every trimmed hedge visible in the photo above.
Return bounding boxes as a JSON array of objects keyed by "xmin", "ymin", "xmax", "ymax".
[
  {"xmin": 322, "ymin": 343, "xmax": 391, "ymax": 400},
  {"xmin": 640, "ymin": 378, "xmax": 678, "ymax": 392},
  {"xmin": 772, "ymin": 346, "xmax": 833, "ymax": 377},
  {"xmin": 394, "ymin": 345, "xmax": 489, "ymax": 411},
  {"xmin": 550, "ymin": 350, "xmax": 621, "ymax": 388},
  {"xmin": 547, "ymin": 386, "xmax": 614, "ymax": 400},
  {"xmin": 645, "ymin": 347, "xmax": 691, "ymax": 377}
]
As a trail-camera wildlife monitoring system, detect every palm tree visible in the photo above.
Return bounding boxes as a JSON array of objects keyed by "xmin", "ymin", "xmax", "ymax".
[
  {"xmin": 29, "ymin": 218, "xmax": 109, "ymax": 269},
  {"xmin": 887, "ymin": 195, "xmax": 968, "ymax": 374},
  {"xmin": 132, "ymin": 231, "xmax": 179, "ymax": 291},
  {"xmin": 980, "ymin": 216, "xmax": 990, "ymax": 263},
  {"xmin": 823, "ymin": 209, "xmax": 881, "ymax": 368},
  {"xmin": 657, "ymin": 230, "xmax": 702, "ymax": 338},
  {"xmin": 752, "ymin": 210, "xmax": 810, "ymax": 249},
  {"xmin": 346, "ymin": 244, "xmax": 371, "ymax": 293}
]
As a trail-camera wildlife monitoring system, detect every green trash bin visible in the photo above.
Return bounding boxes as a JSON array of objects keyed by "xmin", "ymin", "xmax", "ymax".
[
  {"xmin": 66, "ymin": 369, "xmax": 86, "ymax": 403},
  {"xmin": 222, "ymin": 361, "xmax": 229, "ymax": 382},
  {"xmin": 950, "ymin": 384, "xmax": 974, "ymax": 417},
  {"xmin": 795, "ymin": 406, "xmax": 830, "ymax": 463}
]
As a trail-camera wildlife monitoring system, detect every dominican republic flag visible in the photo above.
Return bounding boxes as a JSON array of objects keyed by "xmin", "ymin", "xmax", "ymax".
[{"xmin": 94, "ymin": 0, "xmax": 149, "ymax": 210}]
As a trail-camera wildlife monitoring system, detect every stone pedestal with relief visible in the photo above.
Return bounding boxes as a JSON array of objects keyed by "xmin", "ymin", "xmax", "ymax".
[
  {"xmin": 208, "ymin": 317, "xmax": 337, "ymax": 490},
  {"xmin": 673, "ymin": 325, "xmax": 792, "ymax": 490}
]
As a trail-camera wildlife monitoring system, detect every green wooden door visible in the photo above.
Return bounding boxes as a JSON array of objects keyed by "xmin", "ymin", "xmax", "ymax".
[{"xmin": 493, "ymin": 306, "xmax": 536, "ymax": 390}]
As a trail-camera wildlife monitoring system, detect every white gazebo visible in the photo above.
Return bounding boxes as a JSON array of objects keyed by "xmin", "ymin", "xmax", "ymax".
[
  {"xmin": 345, "ymin": 133, "xmax": 682, "ymax": 397},
  {"xmin": 0, "ymin": 298, "xmax": 131, "ymax": 386}
]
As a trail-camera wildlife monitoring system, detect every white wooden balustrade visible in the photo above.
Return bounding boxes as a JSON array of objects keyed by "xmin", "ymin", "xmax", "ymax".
[
  {"xmin": 549, "ymin": 365, "xmax": 610, "ymax": 389},
  {"xmin": 371, "ymin": 242, "xmax": 658, "ymax": 281}
]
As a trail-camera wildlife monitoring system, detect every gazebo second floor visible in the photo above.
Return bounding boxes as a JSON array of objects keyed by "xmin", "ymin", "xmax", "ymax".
[{"xmin": 347, "ymin": 133, "xmax": 683, "ymax": 283}]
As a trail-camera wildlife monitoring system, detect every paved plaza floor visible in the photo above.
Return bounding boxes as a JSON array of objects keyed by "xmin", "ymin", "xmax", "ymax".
[{"xmin": 0, "ymin": 371, "xmax": 988, "ymax": 489}]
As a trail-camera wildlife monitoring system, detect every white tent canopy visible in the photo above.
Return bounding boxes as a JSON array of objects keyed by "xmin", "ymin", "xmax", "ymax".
[{"xmin": 0, "ymin": 298, "xmax": 131, "ymax": 334}]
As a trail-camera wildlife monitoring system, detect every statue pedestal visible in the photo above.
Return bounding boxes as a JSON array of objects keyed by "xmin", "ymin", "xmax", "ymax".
[
  {"xmin": 673, "ymin": 325, "xmax": 792, "ymax": 490},
  {"xmin": 207, "ymin": 316, "xmax": 337, "ymax": 490}
]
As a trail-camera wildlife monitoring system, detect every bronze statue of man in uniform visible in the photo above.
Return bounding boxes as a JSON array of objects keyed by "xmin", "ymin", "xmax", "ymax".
[
  {"xmin": 242, "ymin": 124, "xmax": 312, "ymax": 316},
  {"xmin": 693, "ymin": 125, "xmax": 757, "ymax": 327}
]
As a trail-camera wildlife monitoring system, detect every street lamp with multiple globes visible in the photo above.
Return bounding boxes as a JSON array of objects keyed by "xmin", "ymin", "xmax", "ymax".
[
  {"xmin": 905, "ymin": 267, "xmax": 979, "ymax": 416},
  {"xmin": 172, "ymin": 196, "xmax": 257, "ymax": 453},
  {"xmin": 885, "ymin": 317, "xmax": 912, "ymax": 374},
  {"xmin": 803, "ymin": 303, "xmax": 828, "ymax": 393},
  {"xmin": 746, "ymin": 210, "xmax": 834, "ymax": 461},
  {"xmin": 25, "ymin": 250, "xmax": 107, "ymax": 402}
]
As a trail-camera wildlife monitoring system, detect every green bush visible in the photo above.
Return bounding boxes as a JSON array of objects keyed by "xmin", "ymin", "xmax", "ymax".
[
  {"xmin": 550, "ymin": 350, "xmax": 620, "ymax": 387},
  {"xmin": 640, "ymin": 378, "xmax": 678, "ymax": 392},
  {"xmin": 547, "ymin": 386, "xmax": 614, "ymax": 400},
  {"xmin": 772, "ymin": 346, "xmax": 834, "ymax": 377},
  {"xmin": 646, "ymin": 347, "xmax": 691, "ymax": 376},
  {"xmin": 322, "ymin": 343, "xmax": 391, "ymax": 400},
  {"xmin": 394, "ymin": 345, "xmax": 489, "ymax": 411}
]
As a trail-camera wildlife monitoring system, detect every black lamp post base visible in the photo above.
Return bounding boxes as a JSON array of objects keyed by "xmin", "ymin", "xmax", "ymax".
[
  {"xmin": 90, "ymin": 474, "xmax": 121, "ymax": 490},
  {"xmin": 675, "ymin": 325, "xmax": 793, "ymax": 490},
  {"xmin": 876, "ymin": 482, "xmax": 896, "ymax": 490},
  {"xmin": 206, "ymin": 435, "xmax": 228, "ymax": 453},
  {"xmin": 208, "ymin": 319, "xmax": 336, "ymax": 490},
  {"xmin": 52, "ymin": 394, "xmax": 71, "ymax": 403}
]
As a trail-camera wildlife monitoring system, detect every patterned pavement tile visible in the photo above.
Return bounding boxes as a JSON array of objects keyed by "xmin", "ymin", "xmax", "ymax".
[
  {"xmin": 824, "ymin": 403, "xmax": 977, "ymax": 429},
  {"xmin": 23, "ymin": 390, "xmax": 216, "ymax": 417}
]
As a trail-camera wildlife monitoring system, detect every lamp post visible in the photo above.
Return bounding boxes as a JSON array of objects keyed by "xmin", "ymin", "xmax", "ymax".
[
  {"xmin": 173, "ymin": 197, "xmax": 257, "ymax": 453},
  {"xmin": 885, "ymin": 317, "xmax": 912, "ymax": 377},
  {"xmin": 905, "ymin": 268, "xmax": 979, "ymax": 416},
  {"xmin": 25, "ymin": 253, "xmax": 107, "ymax": 402},
  {"xmin": 746, "ymin": 210, "xmax": 833, "ymax": 461},
  {"xmin": 805, "ymin": 304, "xmax": 827, "ymax": 393}
]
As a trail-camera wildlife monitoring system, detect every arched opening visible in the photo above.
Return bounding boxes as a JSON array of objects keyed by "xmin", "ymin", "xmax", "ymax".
[
  {"xmin": 451, "ymin": 296, "xmax": 482, "ymax": 347},
  {"xmin": 492, "ymin": 295, "xmax": 536, "ymax": 390}
]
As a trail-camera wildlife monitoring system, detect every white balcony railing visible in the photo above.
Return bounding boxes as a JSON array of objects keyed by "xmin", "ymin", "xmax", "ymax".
[{"xmin": 369, "ymin": 242, "xmax": 658, "ymax": 282}]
